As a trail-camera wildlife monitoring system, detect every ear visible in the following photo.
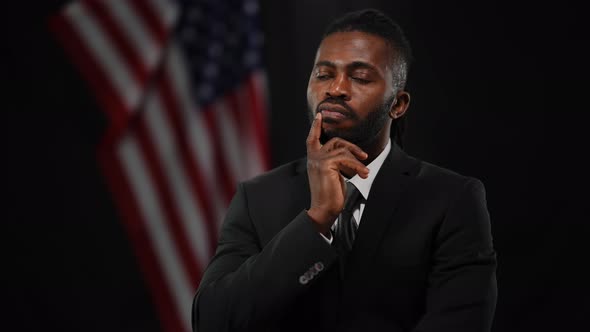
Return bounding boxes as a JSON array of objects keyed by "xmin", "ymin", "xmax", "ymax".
[{"xmin": 388, "ymin": 91, "xmax": 411, "ymax": 119}]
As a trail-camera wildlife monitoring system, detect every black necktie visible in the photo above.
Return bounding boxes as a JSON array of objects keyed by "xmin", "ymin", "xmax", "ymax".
[{"xmin": 334, "ymin": 182, "xmax": 362, "ymax": 253}]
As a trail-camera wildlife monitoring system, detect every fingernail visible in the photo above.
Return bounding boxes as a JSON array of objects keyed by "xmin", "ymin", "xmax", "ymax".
[{"xmin": 315, "ymin": 112, "xmax": 321, "ymax": 119}]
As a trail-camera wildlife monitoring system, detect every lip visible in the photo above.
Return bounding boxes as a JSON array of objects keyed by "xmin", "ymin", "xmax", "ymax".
[
  {"xmin": 319, "ymin": 103, "xmax": 349, "ymax": 113},
  {"xmin": 321, "ymin": 110, "xmax": 348, "ymax": 120},
  {"xmin": 318, "ymin": 103, "xmax": 351, "ymax": 121}
]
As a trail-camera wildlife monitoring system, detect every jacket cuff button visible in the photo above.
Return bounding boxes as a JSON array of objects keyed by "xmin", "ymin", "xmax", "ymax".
[
  {"xmin": 314, "ymin": 262, "xmax": 324, "ymax": 271},
  {"xmin": 299, "ymin": 275, "xmax": 309, "ymax": 285}
]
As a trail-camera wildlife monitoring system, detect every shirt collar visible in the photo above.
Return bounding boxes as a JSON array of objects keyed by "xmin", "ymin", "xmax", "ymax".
[{"xmin": 346, "ymin": 139, "xmax": 391, "ymax": 201}]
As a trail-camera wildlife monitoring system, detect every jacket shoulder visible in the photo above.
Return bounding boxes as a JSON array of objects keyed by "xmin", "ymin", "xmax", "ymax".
[
  {"xmin": 242, "ymin": 158, "xmax": 306, "ymax": 188},
  {"xmin": 412, "ymin": 157, "xmax": 485, "ymax": 192}
]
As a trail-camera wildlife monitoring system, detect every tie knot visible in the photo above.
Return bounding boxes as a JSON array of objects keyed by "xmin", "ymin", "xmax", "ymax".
[{"xmin": 344, "ymin": 182, "xmax": 362, "ymax": 212}]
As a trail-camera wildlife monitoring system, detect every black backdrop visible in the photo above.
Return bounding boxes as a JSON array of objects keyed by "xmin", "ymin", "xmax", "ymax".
[{"xmin": 5, "ymin": 0, "xmax": 588, "ymax": 331}]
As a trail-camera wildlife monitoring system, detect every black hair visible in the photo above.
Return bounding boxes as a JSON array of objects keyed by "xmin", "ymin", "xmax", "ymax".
[{"xmin": 323, "ymin": 9, "xmax": 412, "ymax": 148}]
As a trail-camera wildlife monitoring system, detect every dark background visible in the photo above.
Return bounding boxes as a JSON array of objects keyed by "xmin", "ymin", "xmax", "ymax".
[{"xmin": 5, "ymin": 0, "xmax": 588, "ymax": 331}]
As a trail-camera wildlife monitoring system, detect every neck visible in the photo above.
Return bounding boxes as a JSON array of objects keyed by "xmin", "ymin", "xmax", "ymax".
[
  {"xmin": 340, "ymin": 135, "xmax": 388, "ymax": 178},
  {"xmin": 359, "ymin": 126, "xmax": 390, "ymax": 166},
  {"xmin": 362, "ymin": 139, "xmax": 388, "ymax": 165}
]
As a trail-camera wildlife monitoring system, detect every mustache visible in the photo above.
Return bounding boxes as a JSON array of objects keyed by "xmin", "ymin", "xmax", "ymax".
[{"xmin": 315, "ymin": 97, "xmax": 357, "ymax": 119}]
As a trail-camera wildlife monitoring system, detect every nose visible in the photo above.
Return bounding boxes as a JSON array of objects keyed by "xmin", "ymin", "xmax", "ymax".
[{"xmin": 326, "ymin": 73, "xmax": 350, "ymax": 100}]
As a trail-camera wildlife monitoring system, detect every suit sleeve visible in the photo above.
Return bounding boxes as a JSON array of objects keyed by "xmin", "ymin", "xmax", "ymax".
[
  {"xmin": 192, "ymin": 182, "xmax": 339, "ymax": 332},
  {"xmin": 412, "ymin": 178, "xmax": 497, "ymax": 332}
]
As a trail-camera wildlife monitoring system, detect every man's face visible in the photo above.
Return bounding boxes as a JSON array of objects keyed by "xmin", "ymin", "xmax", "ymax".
[{"xmin": 307, "ymin": 31, "xmax": 396, "ymax": 148}]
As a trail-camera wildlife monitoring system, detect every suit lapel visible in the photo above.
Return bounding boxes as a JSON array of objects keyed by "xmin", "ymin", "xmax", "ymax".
[{"xmin": 343, "ymin": 144, "xmax": 418, "ymax": 285}]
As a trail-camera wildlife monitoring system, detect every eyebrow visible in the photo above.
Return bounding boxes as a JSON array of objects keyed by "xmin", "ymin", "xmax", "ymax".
[
  {"xmin": 348, "ymin": 61, "xmax": 378, "ymax": 72},
  {"xmin": 315, "ymin": 60, "xmax": 336, "ymax": 68},
  {"xmin": 315, "ymin": 60, "xmax": 378, "ymax": 72}
]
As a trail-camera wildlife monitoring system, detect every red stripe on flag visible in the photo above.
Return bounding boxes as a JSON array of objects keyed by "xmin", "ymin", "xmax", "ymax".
[
  {"xmin": 84, "ymin": 0, "xmax": 150, "ymax": 85},
  {"xmin": 98, "ymin": 131, "xmax": 185, "ymax": 332},
  {"xmin": 246, "ymin": 75, "xmax": 271, "ymax": 169},
  {"xmin": 133, "ymin": 115, "xmax": 202, "ymax": 283},
  {"xmin": 49, "ymin": 13, "xmax": 129, "ymax": 134},
  {"xmin": 226, "ymin": 90, "xmax": 247, "ymax": 141},
  {"xmin": 156, "ymin": 72, "xmax": 219, "ymax": 255},
  {"xmin": 128, "ymin": 0, "xmax": 169, "ymax": 45},
  {"xmin": 203, "ymin": 106, "xmax": 237, "ymax": 204}
]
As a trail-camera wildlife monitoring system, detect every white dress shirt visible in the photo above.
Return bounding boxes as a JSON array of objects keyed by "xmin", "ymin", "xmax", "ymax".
[{"xmin": 320, "ymin": 139, "xmax": 392, "ymax": 244}]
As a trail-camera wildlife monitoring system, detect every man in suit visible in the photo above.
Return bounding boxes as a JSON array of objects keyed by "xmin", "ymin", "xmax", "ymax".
[{"xmin": 192, "ymin": 9, "xmax": 497, "ymax": 332}]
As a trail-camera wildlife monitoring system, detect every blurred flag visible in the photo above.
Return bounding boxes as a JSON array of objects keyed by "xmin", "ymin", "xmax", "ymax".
[{"xmin": 50, "ymin": 0, "xmax": 270, "ymax": 330}]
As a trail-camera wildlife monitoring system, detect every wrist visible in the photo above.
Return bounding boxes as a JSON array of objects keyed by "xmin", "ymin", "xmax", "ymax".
[{"xmin": 307, "ymin": 208, "xmax": 335, "ymax": 236}]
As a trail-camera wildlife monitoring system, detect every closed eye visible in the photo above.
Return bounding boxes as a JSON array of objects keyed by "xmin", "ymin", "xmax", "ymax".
[
  {"xmin": 352, "ymin": 77, "xmax": 371, "ymax": 84},
  {"xmin": 316, "ymin": 74, "xmax": 332, "ymax": 81}
]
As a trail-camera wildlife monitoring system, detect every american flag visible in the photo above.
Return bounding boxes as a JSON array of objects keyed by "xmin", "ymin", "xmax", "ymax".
[{"xmin": 49, "ymin": 0, "xmax": 270, "ymax": 331}]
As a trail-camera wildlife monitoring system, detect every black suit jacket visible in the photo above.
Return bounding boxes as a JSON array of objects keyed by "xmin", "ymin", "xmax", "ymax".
[{"xmin": 193, "ymin": 144, "xmax": 497, "ymax": 332}]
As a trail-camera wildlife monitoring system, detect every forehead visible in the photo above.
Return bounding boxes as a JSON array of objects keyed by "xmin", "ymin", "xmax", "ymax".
[{"xmin": 315, "ymin": 31, "xmax": 391, "ymax": 71}]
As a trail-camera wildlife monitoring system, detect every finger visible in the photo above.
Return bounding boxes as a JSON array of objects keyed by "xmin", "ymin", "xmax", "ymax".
[
  {"xmin": 337, "ymin": 158, "xmax": 370, "ymax": 179},
  {"xmin": 340, "ymin": 164, "xmax": 359, "ymax": 179},
  {"xmin": 323, "ymin": 137, "xmax": 368, "ymax": 160},
  {"xmin": 327, "ymin": 148, "xmax": 370, "ymax": 178},
  {"xmin": 306, "ymin": 112, "xmax": 322, "ymax": 152}
]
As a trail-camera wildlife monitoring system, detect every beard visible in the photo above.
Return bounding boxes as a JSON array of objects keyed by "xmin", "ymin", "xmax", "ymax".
[{"xmin": 308, "ymin": 95, "xmax": 395, "ymax": 150}]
